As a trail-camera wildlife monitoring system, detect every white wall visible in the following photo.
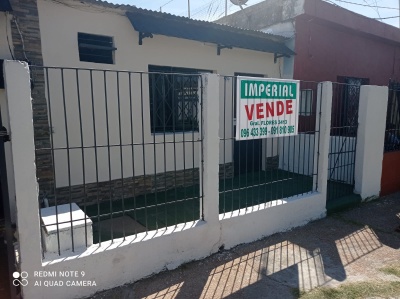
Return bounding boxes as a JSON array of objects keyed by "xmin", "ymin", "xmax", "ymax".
[
  {"xmin": 355, "ymin": 85, "xmax": 388, "ymax": 199},
  {"xmin": 5, "ymin": 64, "xmax": 328, "ymax": 299},
  {"xmin": 37, "ymin": 0, "xmax": 283, "ymax": 187}
]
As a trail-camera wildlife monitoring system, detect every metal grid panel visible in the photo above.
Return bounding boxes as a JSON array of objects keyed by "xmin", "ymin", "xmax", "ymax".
[
  {"xmin": 219, "ymin": 77, "xmax": 321, "ymax": 215},
  {"xmin": 31, "ymin": 66, "xmax": 204, "ymax": 255}
]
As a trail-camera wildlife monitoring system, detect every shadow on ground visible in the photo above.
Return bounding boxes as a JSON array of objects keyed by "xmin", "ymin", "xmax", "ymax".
[{"xmin": 90, "ymin": 193, "xmax": 400, "ymax": 299}]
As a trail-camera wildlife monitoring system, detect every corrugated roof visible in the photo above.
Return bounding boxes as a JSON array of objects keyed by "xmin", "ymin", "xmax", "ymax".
[
  {"xmin": 0, "ymin": 0, "xmax": 12, "ymax": 12},
  {"xmin": 73, "ymin": 0, "xmax": 294, "ymax": 56},
  {"xmin": 126, "ymin": 8, "xmax": 294, "ymax": 56}
]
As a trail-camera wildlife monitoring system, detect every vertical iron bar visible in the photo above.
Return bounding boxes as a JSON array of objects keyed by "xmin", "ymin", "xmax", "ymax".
[
  {"xmin": 162, "ymin": 74, "xmax": 168, "ymax": 229},
  {"xmin": 45, "ymin": 68, "xmax": 61, "ymax": 254},
  {"xmin": 172, "ymin": 74, "xmax": 178, "ymax": 226},
  {"xmin": 200, "ymin": 76, "xmax": 204, "ymax": 220},
  {"xmin": 231, "ymin": 76, "xmax": 235, "ymax": 213},
  {"xmin": 60, "ymin": 68, "xmax": 75, "ymax": 252},
  {"xmin": 140, "ymin": 73, "xmax": 148, "ymax": 232},
  {"xmin": 152, "ymin": 73, "xmax": 158, "ymax": 230},
  {"xmin": 128, "ymin": 72, "xmax": 138, "ymax": 236},
  {"xmin": 223, "ymin": 77, "xmax": 227, "ymax": 214},
  {"xmin": 90, "ymin": 69, "xmax": 102, "ymax": 245},
  {"xmin": 76, "ymin": 69, "xmax": 87, "ymax": 247},
  {"xmin": 191, "ymin": 75, "xmax": 196, "ymax": 221},
  {"xmin": 104, "ymin": 70, "xmax": 113, "ymax": 242},
  {"xmin": 315, "ymin": 82, "xmax": 323, "ymax": 192},
  {"xmin": 182, "ymin": 75, "xmax": 187, "ymax": 224},
  {"xmin": 116, "ymin": 71, "xmax": 125, "ymax": 240}
]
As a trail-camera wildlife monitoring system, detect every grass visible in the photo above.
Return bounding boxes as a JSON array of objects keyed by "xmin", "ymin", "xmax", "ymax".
[
  {"xmin": 81, "ymin": 168, "xmax": 357, "ymax": 242},
  {"xmin": 296, "ymin": 281, "xmax": 400, "ymax": 299},
  {"xmin": 297, "ymin": 265, "xmax": 400, "ymax": 299},
  {"xmin": 380, "ymin": 265, "xmax": 400, "ymax": 278}
]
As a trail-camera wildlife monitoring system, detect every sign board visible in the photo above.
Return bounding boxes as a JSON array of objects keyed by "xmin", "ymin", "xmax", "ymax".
[{"xmin": 235, "ymin": 77, "xmax": 300, "ymax": 140}]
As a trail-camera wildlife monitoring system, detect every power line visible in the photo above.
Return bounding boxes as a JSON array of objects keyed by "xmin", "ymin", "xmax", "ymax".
[
  {"xmin": 373, "ymin": 15, "xmax": 400, "ymax": 19},
  {"xmin": 159, "ymin": 0, "xmax": 175, "ymax": 12},
  {"xmin": 328, "ymin": 0, "xmax": 399, "ymax": 10}
]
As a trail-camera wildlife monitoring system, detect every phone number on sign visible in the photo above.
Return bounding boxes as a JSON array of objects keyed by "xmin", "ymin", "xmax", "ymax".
[{"xmin": 240, "ymin": 126, "xmax": 295, "ymax": 138}]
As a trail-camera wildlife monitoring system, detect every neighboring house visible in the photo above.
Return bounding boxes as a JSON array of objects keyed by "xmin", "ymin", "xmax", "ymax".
[
  {"xmin": 1, "ymin": 0, "xmax": 293, "ymax": 220},
  {"xmin": 218, "ymin": 0, "xmax": 400, "ymax": 200},
  {"xmin": 218, "ymin": 0, "xmax": 400, "ymax": 130}
]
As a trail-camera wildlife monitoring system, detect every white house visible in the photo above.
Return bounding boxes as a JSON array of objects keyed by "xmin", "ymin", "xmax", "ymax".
[{"xmin": 2, "ymin": 0, "xmax": 295, "ymax": 210}]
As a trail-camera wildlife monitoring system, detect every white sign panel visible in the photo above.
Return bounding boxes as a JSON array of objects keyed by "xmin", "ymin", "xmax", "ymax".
[{"xmin": 235, "ymin": 77, "xmax": 300, "ymax": 140}]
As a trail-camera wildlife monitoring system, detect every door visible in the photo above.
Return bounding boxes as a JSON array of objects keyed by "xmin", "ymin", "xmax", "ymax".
[{"xmin": 233, "ymin": 73, "xmax": 264, "ymax": 175}]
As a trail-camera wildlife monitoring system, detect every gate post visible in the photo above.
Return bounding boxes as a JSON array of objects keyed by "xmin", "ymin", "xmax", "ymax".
[
  {"xmin": 314, "ymin": 82, "xmax": 333, "ymax": 200},
  {"xmin": 354, "ymin": 85, "xmax": 388, "ymax": 200},
  {"xmin": 3, "ymin": 60, "xmax": 42, "ymax": 298},
  {"xmin": 200, "ymin": 73, "xmax": 220, "ymax": 225}
]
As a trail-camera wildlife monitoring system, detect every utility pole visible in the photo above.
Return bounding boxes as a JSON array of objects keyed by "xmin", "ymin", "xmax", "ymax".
[
  {"xmin": 225, "ymin": 0, "xmax": 228, "ymax": 16},
  {"xmin": 188, "ymin": 0, "xmax": 191, "ymax": 18}
]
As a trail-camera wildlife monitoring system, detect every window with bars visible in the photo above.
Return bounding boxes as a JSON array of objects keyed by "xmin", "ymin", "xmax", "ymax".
[
  {"xmin": 148, "ymin": 65, "xmax": 209, "ymax": 133},
  {"xmin": 78, "ymin": 33, "xmax": 116, "ymax": 64},
  {"xmin": 300, "ymin": 89, "xmax": 313, "ymax": 116}
]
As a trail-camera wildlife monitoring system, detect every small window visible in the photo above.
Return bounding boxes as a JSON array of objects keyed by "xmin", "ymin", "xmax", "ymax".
[
  {"xmin": 300, "ymin": 89, "xmax": 313, "ymax": 116},
  {"xmin": 78, "ymin": 33, "xmax": 116, "ymax": 64},
  {"xmin": 148, "ymin": 65, "xmax": 211, "ymax": 133}
]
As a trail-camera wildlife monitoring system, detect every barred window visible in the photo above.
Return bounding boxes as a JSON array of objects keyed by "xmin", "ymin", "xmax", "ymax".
[
  {"xmin": 78, "ymin": 33, "xmax": 116, "ymax": 64},
  {"xmin": 148, "ymin": 65, "xmax": 210, "ymax": 133},
  {"xmin": 300, "ymin": 89, "xmax": 313, "ymax": 116}
]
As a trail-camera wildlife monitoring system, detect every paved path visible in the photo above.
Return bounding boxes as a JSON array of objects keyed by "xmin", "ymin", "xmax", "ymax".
[{"xmin": 90, "ymin": 193, "xmax": 400, "ymax": 299}]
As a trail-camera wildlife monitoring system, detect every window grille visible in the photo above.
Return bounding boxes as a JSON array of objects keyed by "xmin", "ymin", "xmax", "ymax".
[
  {"xmin": 78, "ymin": 33, "xmax": 116, "ymax": 64},
  {"xmin": 300, "ymin": 89, "xmax": 313, "ymax": 116},
  {"xmin": 148, "ymin": 66, "xmax": 208, "ymax": 133}
]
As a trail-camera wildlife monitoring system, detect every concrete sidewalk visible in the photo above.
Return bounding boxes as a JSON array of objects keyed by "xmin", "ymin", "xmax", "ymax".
[{"xmin": 90, "ymin": 193, "xmax": 400, "ymax": 299}]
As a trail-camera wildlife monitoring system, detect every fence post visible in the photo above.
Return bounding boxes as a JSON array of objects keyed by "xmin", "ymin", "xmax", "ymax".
[
  {"xmin": 3, "ymin": 61, "xmax": 42, "ymax": 297},
  {"xmin": 200, "ymin": 73, "xmax": 220, "ymax": 224},
  {"xmin": 354, "ymin": 85, "xmax": 388, "ymax": 200},
  {"xmin": 314, "ymin": 82, "xmax": 332, "ymax": 201}
]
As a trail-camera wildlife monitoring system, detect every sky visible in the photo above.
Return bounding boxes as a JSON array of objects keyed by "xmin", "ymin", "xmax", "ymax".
[{"xmin": 107, "ymin": 0, "xmax": 400, "ymax": 28}]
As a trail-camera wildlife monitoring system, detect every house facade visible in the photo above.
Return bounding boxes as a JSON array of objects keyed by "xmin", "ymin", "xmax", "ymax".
[
  {"xmin": 0, "ymin": 1, "xmax": 393, "ymax": 298},
  {"xmin": 218, "ymin": 0, "xmax": 400, "ymax": 198},
  {"xmin": 1, "ymin": 0, "xmax": 293, "ymax": 219}
]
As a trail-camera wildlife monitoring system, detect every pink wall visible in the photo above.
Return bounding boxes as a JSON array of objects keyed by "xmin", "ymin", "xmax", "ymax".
[{"xmin": 293, "ymin": 12, "xmax": 400, "ymax": 85}]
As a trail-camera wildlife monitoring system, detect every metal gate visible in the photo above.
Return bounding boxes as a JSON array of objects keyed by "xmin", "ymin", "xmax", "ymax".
[
  {"xmin": 327, "ymin": 80, "xmax": 362, "ymax": 210},
  {"xmin": 0, "ymin": 110, "xmax": 17, "ymax": 299}
]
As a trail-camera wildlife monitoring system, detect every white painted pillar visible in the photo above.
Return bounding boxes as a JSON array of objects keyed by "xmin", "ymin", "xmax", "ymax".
[
  {"xmin": 314, "ymin": 82, "xmax": 332, "ymax": 201},
  {"xmin": 200, "ymin": 73, "xmax": 220, "ymax": 224},
  {"xmin": 354, "ymin": 85, "xmax": 388, "ymax": 200},
  {"xmin": 3, "ymin": 61, "xmax": 42, "ymax": 295}
]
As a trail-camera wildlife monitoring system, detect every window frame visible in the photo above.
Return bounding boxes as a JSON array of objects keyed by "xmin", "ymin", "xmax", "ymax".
[
  {"xmin": 77, "ymin": 32, "xmax": 116, "ymax": 64},
  {"xmin": 148, "ymin": 65, "xmax": 212, "ymax": 134},
  {"xmin": 299, "ymin": 89, "xmax": 313, "ymax": 116}
]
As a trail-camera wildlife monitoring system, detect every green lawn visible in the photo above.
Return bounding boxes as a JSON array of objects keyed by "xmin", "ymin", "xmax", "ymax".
[{"xmin": 81, "ymin": 169, "xmax": 357, "ymax": 243}]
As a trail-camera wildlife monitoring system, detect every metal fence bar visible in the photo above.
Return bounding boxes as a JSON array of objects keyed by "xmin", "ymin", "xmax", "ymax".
[
  {"xmin": 31, "ymin": 66, "xmax": 204, "ymax": 255},
  {"xmin": 219, "ymin": 78, "xmax": 320, "ymax": 215},
  {"xmin": 384, "ymin": 84, "xmax": 400, "ymax": 152}
]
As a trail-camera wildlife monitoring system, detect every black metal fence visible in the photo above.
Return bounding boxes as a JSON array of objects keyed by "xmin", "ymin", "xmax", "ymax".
[
  {"xmin": 219, "ymin": 77, "xmax": 321, "ymax": 215},
  {"xmin": 327, "ymin": 82, "xmax": 360, "ymax": 205},
  {"xmin": 385, "ymin": 82, "xmax": 400, "ymax": 152},
  {"xmin": 31, "ymin": 66, "xmax": 204, "ymax": 254}
]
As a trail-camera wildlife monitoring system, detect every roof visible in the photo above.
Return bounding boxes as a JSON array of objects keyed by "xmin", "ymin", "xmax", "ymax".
[
  {"xmin": 0, "ymin": 0, "xmax": 12, "ymax": 12},
  {"xmin": 217, "ymin": 0, "xmax": 400, "ymax": 45},
  {"xmin": 70, "ymin": 0, "xmax": 294, "ymax": 56},
  {"xmin": 126, "ymin": 8, "xmax": 294, "ymax": 56}
]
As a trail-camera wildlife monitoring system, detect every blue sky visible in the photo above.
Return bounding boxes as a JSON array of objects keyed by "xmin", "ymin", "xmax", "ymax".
[{"xmin": 108, "ymin": 0, "xmax": 400, "ymax": 27}]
